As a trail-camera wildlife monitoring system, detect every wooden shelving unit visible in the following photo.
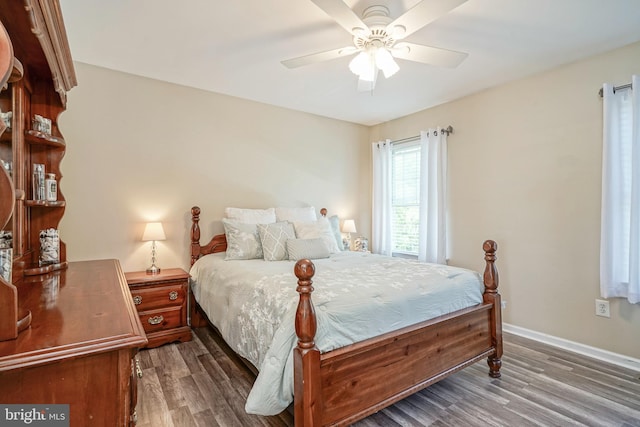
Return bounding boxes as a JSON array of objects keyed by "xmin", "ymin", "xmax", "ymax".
[{"xmin": 0, "ymin": 0, "xmax": 77, "ymax": 340}]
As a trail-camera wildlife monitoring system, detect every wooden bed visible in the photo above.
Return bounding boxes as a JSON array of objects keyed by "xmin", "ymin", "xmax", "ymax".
[{"xmin": 189, "ymin": 206, "xmax": 503, "ymax": 427}]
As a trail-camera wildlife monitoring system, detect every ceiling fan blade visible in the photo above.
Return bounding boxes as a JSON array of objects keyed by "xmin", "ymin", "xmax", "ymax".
[
  {"xmin": 386, "ymin": 0, "xmax": 467, "ymax": 40},
  {"xmin": 311, "ymin": 0, "xmax": 368, "ymax": 35},
  {"xmin": 282, "ymin": 46, "xmax": 357, "ymax": 69},
  {"xmin": 392, "ymin": 42, "xmax": 468, "ymax": 68}
]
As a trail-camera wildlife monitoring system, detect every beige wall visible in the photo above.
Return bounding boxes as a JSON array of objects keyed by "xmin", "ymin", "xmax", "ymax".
[
  {"xmin": 59, "ymin": 41, "xmax": 640, "ymax": 360},
  {"xmin": 370, "ymin": 41, "xmax": 640, "ymax": 359},
  {"xmin": 58, "ymin": 63, "xmax": 370, "ymax": 273}
]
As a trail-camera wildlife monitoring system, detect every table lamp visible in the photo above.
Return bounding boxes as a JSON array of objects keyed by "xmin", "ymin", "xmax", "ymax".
[
  {"xmin": 341, "ymin": 219, "xmax": 356, "ymax": 251},
  {"xmin": 142, "ymin": 222, "xmax": 166, "ymax": 274}
]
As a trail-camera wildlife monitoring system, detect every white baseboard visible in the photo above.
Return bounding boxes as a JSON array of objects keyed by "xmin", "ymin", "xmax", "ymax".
[{"xmin": 503, "ymin": 323, "xmax": 640, "ymax": 372}]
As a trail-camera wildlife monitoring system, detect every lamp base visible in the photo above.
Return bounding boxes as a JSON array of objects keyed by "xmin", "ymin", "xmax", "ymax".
[{"xmin": 146, "ymin": 264, "xmax": 161, "ymax": 275}]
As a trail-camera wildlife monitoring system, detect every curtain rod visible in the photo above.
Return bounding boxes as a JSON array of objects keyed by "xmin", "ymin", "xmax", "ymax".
[
  {"xmin": 598, "ymin": 83, "xmax": 632, "ymax": 97},
  {"xmin": 392, "ymin": 125, "xmax": 454, "ymax": 144}
]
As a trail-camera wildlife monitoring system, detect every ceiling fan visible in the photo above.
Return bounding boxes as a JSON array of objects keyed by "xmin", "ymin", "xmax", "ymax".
[{"xmin": 282, "ymin": 0, "xmax": 469, "ymax": 91}]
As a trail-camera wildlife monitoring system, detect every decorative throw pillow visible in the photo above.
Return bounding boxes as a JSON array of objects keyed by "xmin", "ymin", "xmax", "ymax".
[
  {"xmin": 224, "ymin": 207, "xmax": 276, "ymax": 224},
  {"xmin": 222, "ymin": 218, "xmax": 263, "ymax": 260},
  {"xmin": 293, "ymin": 217, "xmax": 341, "ymax": 254},
  {"xmin": 258, "ymin": 222, "xmax": 296, "ymax": 261},
  {"xmin": 327, "ymin": 215, "xmax": 343, "ymax": 252},
  {"xmin": 275, "ymin": 206, "xmax": 317, "ymax": 223},
  {"xmin": 287, "ymin": 238, "xmax": 330, "ymax": 261}
]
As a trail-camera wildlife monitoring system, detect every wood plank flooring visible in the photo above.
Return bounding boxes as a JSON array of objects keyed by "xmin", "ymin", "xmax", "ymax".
[{"xmin": 135, "ymin": 327, "xmax": 640, "ymax": 426}]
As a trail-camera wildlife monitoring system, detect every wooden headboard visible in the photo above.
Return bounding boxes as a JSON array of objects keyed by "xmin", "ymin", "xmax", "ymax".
[{"xmin": 190, "ymin": 206, "xmax": 329, "ymax": 266}]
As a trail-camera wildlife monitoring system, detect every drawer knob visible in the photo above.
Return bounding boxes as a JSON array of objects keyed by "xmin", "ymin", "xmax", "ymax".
[
  {"xmin": 148, "ymin": 315, "xmax": 164, "ymax": 325},
  {"xmin": 169, "ymin": 291, "xmax": 178, "ymax": 301},
  {"xmin": 133, "ymin": 295, "xmax": 142, "ymax": 305}
]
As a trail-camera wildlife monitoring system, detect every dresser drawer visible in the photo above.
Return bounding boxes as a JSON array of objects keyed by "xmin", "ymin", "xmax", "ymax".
[
  {"xmin": 130, "ymin": 283, "xmax": 185, "ymax": 311},
  {"xmin": 139, "ymin": 307, "xmax": 183, "ymax": 334}
]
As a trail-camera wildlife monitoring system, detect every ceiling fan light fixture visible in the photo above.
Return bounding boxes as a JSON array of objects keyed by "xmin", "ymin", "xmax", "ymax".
[
  {"xmin": 375, "ymin": 47, "xmax": 399, "ymax": 78},
  {"xmin": 349, "ymin": 50, "xmax": 374, "ymax": 80}
]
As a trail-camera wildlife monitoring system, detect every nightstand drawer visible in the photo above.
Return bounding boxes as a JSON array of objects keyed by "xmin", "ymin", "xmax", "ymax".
[
  {"xmin": 130, "ymin": 284, "xmax": 185, "ymax": 311},
  {"xmin": 139, "ymin": 307, "xmax": 183, "ymax": 334}
]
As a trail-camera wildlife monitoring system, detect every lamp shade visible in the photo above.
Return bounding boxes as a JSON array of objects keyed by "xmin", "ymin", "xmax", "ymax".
[
  {"xmin": 142, "ymin": 222, "xmax": 166, "ymax": 242},
  {"xmin": 341, "ymin": 219, "xmax": 357, "ymax": 234},
  {"xmin": 375, "ymin": 48, "xmax": 399, "ymax": 78}
]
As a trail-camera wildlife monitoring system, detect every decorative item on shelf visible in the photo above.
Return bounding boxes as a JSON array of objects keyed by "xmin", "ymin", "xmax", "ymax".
[
  {"xmin": 341, "ymin": 219, "xmax": 356, "ymax": 251},
  {"xmin": 142, "ymin": 222, "xmax": 166, "ymax": 275},
  {"xmin": 0, "ymin": 230, "xmax": 11, "ymax": 249},
  {"xmin": 32, "ymin": 114, "xmax": 51, "ymax": 135},
  {"xmin": 0, "ymin": 111, "xmax": 11, "ymax": 129},
  {"xmin": 45, "ymin": 173, "xmax": 57, "ymax": 201},
  {"xmin": 32, "ymin": 163, "xmax": 45, "ymax": 200},
  {"xmin": 354, "ymin": 236, "xmax": 369, "ymax": 252},
  {"xmin": 39, "ymin": 228, "xmax": 60, "ymax": 266},
  {"xmin": 0, "ymin": 247, "xmax": 11, "ymax": 283}
]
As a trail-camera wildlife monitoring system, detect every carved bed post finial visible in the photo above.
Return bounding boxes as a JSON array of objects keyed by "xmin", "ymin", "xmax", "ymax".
[
  {"xmin": 482, "ymin": 239, "xmax": 502, "ymax": 378},
  {"xmin": 190, "ymin": 206, "xmax": 201, "ymax": 266},
  {"xmin": 319, "ymin": 208, "xmax": 327, "ymax": 217},
  {"xmin": 293, "ymin": 259, "xmax": 322, "ymax": 426},
  {"xmin": 294, "ymin": 259, "xmax": 316, "ymax": 349},
  {"xmin": 483, "ymin": 240, "xmax": 498, "ymax": 293}
]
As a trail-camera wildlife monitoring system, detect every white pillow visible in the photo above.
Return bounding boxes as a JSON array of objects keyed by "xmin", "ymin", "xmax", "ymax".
[
  {"xmin": 257, "ymin": 222, "xmax": 295, "ymax": 261},
  {"xmin": 275, "ymin": 206, "xmax": 317, "ymax": 223},
  {"xmin": 225, "ymin": 207, "xmax": 276, "ymax": 224},
  {"xmin": 287, "ymin": 238, "xmax": 330, "ymax": 260},
  {"xmin": 222, "ymin": 219, "xmax": 263, "ymax": 260},
  {"xmin": 293, "ymin": 217, "xmax": 341, "ymax": 254}
]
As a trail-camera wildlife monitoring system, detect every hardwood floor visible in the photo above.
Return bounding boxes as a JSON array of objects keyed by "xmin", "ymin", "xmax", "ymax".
[{"xmin": 135, "ymin": 327, "xmax": 640, "ymax": 426}]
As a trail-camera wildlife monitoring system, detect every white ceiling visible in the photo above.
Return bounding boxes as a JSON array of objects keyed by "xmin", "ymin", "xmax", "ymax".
[{"xmin": 58, "ymin": 0, "xmax": 640, "ymax": 126}]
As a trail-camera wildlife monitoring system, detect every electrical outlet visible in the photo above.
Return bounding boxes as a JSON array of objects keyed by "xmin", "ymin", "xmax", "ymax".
[
  {"xmin": 595, "ymin": 299, "xmax": 610, "ymax": 318},
  {"xmin": 501, "ymin": 300, "xmax": 507, "ymax": 310}
]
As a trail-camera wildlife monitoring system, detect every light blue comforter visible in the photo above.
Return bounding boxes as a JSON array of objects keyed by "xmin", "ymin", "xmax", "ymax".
[{"xmin": 189, "ymin": 251, "xmax": 483, "ymax": 415}]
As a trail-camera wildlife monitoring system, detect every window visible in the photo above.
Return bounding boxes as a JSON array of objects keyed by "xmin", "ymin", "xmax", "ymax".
[
  {"xmin": 391, "ymin": 141, "xmax": 420, "ymax": 255},
  {"xmin": 372, "ymin": 129, "xmax": 448, "ymax": 263}
]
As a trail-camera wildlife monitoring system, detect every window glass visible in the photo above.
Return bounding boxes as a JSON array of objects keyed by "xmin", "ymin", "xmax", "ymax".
[{"xmin": 391, "ymin": 142, "xmax": 420, "ymax": 255}]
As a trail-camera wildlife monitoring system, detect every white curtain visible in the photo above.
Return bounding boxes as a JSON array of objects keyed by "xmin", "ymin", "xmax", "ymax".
[
  {"xmin": 601, "ymin": 75, "xmax": 639, "ymax": 304},
  {"xmin": 372, "ymin": 140, "xmax": 392, "ymax": 256},
  {"xmin": 418, "ymin": 129, "xmax": 448, "ymax": 264}
]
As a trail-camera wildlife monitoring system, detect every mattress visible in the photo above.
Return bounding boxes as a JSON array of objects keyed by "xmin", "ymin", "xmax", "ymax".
[{"xmin": 189, "ymin": 251, "xmax": 484, "ymax": 415}]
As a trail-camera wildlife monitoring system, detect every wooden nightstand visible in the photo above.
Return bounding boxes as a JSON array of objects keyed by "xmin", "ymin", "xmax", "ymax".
[{"xmin": 125, "ymin": 268, "xmax": 192, "ymax": 348}]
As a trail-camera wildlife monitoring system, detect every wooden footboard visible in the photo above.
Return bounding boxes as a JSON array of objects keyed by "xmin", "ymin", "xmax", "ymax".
[
  {"xmin": 189, "ymin": 206, "xmax": 502, "ymax": 426},
  {"xmin": 293, "ymin": 241, "xmax": 502, "ymax": 427}
]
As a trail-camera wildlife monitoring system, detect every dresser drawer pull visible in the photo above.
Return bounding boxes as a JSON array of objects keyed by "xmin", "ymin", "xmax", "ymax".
[
  {"xmin": 148, "ymin": 315, "xmax": 164, "ymax": 325},
  {"xmin": 133, "ymin": 295, "xmax": 142, "ymax": 305},
  {"xmin": 169, "ymin": 291, "xmax": 178, "ymax": 301},
  {"xmin": 135, "ymin": 358, "xmax": 143, "ymax": 378}
]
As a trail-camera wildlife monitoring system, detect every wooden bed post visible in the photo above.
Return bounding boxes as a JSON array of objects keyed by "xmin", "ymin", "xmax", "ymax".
[
  {"xmin": 191, "ymin": 206, "xmax": 201, "ymax": 267},
  {"xmin": 293, "ymin": 259, "xmax": 322, "ymax": 427},
  {"xmin": 189, "ymin": 206, "xmax": 208, "ymax": 327},
  {"xmin": 482, "ymin": 240, "xmax": 503, "ymax": 378}
]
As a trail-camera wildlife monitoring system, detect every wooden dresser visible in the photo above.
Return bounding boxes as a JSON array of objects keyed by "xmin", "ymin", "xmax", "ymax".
[{"xmin": 0, "ymin": 259, "xmax": 147, "ymax": 426}]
